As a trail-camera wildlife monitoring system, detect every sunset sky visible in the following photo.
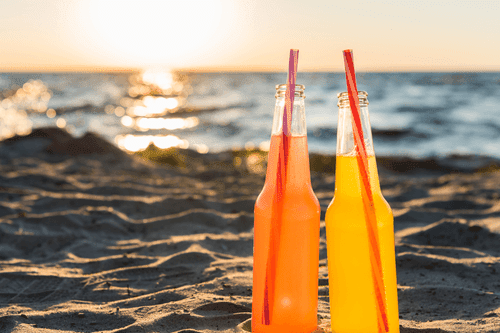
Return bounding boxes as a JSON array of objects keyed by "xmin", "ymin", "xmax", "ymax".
[{"xmin": 1, "ymin": 0, "xmax": 499, "ymax": 72}]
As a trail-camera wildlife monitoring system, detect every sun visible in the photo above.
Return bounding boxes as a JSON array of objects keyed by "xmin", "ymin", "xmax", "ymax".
[{"xmin": 82, "ymin": 0, "xmax": 222, "ymax": 67}]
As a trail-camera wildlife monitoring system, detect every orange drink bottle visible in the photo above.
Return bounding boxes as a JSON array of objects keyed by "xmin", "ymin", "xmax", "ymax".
[
  {"xmin": 252, "ymin": 84, "xmax": 321, "ymax": 332},
  {"xmin": 325, "ymin": 91, "xmax": 399, "ymax": 333}
]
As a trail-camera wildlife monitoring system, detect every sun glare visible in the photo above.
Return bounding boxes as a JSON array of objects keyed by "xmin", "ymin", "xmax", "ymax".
[{"xmin": 84, "ymin": 0, "xmax": 223, "ymax": 67}]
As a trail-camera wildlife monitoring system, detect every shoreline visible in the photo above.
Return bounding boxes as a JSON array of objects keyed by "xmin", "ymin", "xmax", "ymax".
[{"xmin": 3, "ymin": 127, "xmax": 500, "ymax": 175}]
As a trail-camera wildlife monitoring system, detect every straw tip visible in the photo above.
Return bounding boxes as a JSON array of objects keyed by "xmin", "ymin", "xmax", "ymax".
[
  {"xmin": 289, "ymin": 49, "xmax": 299, "ymax": 58},
  {"xmin": 343, "ymin": 49, "xmax": 353, "ymax": 55}
]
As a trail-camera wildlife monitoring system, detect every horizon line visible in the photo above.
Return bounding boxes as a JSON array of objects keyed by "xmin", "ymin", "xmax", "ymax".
[{"xmin": 1, "ymin": 65, "xmax": 500, "ymax": 73}]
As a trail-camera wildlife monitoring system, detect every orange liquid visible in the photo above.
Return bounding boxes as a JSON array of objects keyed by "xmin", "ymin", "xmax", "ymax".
[
  {"xmin": 252, "ymin": 134, "xmax": 320, "ymax": 333},
  {"xmin": 325, "ymin": 155, "xmax": 399, "ymax": 333}
]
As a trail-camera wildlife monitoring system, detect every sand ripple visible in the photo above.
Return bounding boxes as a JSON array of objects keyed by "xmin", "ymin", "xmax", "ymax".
[{"xmin": 0, "ymin": 130, "xmax": 499, "ymax": 332}]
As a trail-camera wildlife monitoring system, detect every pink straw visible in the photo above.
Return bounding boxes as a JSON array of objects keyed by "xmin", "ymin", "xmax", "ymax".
[
  {"xmin": 283, "ymin": 50, "xmax": 298, "ymax": 136},
  {"xmin": 343, "ymin": 49, "xmax": 389, "ymax": 333},
  {"xmin": 262, "ymin": 49, "xmax": 299, "ymax": 325}
]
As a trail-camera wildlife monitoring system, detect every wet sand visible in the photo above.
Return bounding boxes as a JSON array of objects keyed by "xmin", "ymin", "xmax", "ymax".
[{"xmin": 0, "ymin": 128, "xmax": 498, "ymax": 332}]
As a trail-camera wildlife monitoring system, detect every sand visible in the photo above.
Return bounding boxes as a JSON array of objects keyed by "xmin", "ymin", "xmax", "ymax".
[{"xmin": 0, "ymin": 128, "xmax": 499, "ymax": 333}]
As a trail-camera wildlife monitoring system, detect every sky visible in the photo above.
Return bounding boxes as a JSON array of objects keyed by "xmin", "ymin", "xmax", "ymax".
[{"xmin": 1, "ymin": 0, "xmax": 500, "ymax": 72}]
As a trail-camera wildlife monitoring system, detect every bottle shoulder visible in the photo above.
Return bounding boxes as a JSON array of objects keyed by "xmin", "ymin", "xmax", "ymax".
[
  {"xmin": 255, "ymin": 184, "xmax": 320, "ymax": 212},
  {"xmin": 326, "ymin": 192, "xmax": 393, "ymax": 228}
]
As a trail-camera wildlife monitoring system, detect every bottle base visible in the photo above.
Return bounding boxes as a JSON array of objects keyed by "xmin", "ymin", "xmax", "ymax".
[{"xmin": 237, "ymin": 317, "xmax": 327, "ymax": 333}]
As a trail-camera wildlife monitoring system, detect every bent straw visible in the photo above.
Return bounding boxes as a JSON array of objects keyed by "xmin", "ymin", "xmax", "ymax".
[
  {"xmin": 262, "ymin": 49, "xmax": 299, "ymax": 325},
  {"xmin": 343, "ymin": 49, "xmax": 389, "ymax": 333}
]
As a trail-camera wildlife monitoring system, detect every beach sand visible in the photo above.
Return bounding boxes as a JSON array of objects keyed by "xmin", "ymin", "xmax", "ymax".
[{"xmin": 0, "ymin": 128, "xmax": 499, "ymax": 332}]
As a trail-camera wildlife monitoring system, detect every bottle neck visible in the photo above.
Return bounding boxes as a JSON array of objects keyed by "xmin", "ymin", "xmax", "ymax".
[
  {"xmin": 264, "ymin": 87, "xmax": 311, "ymax": 188},
  {"xmin": 335, "ymin": 93, "xmax": 381, "ymax": 194},
  {"xmin": 336, "ymin": 101, "xmax": 374, "ymax": 157},
  {"xmin": 272, "ymin": 94, "xmax": 307, "ymax": 136}
]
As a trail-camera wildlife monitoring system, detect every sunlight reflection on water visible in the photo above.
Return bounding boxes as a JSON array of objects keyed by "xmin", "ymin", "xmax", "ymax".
[
  {"xmin": 5, "ymin": 71, "xmax": 499, "ymax": 157},
  {"xmin": 111, "ymin": 69, "xmax": 197, "ymax": 152},
  {"xmin": 0, "ymin": 70, "xmax": 200, "ymax": 153},
  {"xmin": 115, "ymin": 134, "xmax": 188, "ymax": 152},
  {"xmin": 135, "ymin": 117, "xmax": 199, "ymax": 131},
  {"xmin": 0, "ymin": 79, "xmax": 54, "ymax": 140}
]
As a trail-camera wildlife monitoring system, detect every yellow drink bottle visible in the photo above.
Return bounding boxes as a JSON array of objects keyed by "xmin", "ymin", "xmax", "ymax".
[{"xmin": 325, "ymin": 91, "xmax": 399, "ymax": 332}]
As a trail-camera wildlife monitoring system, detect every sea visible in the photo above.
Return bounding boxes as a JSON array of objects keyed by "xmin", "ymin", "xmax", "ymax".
[{"xmin": 1, "ymin": 70, "xmax": 500, "ymax": 158}]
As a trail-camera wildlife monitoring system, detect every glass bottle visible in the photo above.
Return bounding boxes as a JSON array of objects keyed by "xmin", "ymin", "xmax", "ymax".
[
  {"xmin": 252, "ymin": 84, "xmax": 320, "ymax": 333},
  {"xmin": 325, "ymin": 91, "xmax": 399, "ymax": 332}
]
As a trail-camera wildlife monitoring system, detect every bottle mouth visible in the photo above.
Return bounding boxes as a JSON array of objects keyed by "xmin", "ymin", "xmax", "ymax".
[
  {"xmin": 337, "ymin": 91, "xmax": 369, "ymax": 107},
  {"xmin": 275, "ymin": 84, "xmax": 305, "ymax": 98}
]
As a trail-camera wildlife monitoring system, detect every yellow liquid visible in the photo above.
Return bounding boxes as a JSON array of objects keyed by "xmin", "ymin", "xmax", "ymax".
[{"xmin": 325, "ymin": 155, "xmax": 399, "ymax": 333}]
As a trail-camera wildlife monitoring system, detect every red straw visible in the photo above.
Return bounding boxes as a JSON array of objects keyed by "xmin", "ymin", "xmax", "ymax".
[
  {"xmin": 343, "ymin": 49, "xmax": 389, "ymax": 333},
  {"xmin": 262, "ymin": 49, "xmax": 299, "ymax": 325}
]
